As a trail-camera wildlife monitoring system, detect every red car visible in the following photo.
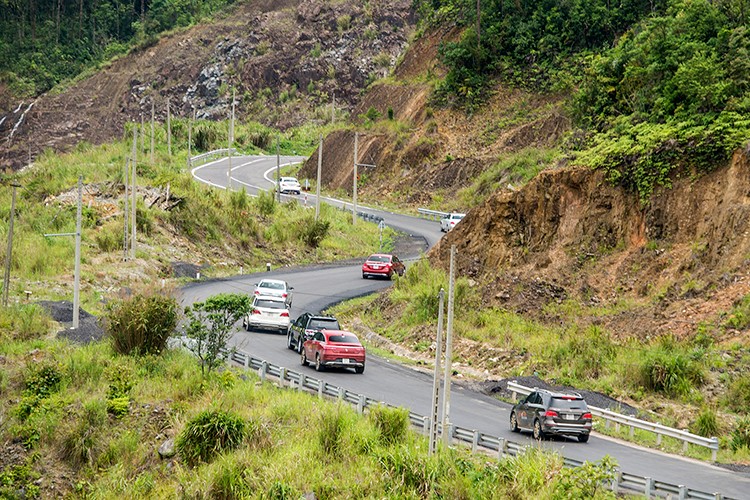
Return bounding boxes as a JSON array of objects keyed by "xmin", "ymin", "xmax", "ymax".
[
  {"xmin": 300, "ymin": 329, "xmax": 366, "ymax": 374},
  {"xmin": 361, "ymin": 253, "xmax": 405, "ymax": 279}
]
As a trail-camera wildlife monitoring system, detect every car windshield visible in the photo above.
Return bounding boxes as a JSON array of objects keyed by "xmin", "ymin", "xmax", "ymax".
[
  {"xmin": 255, "ymin": 299, "xmax": 285, "ymax": 309},
  {"xmin": 453, "ymin": 214, "xmax": 464, "ymax": 220},
  {"xmin": 367, "ymin": 255, "xmax": 390, "ymax": 263},
  {"xmin": 328, "ymin": 334, "xmax": 359, "ymax": 344},
  {"xmin": 309, "ymin": 318, "xmax": 340, "ymax": 329},
  {"xmin": 260, "ymin": 282, "xmax": 285, "ymax": 290},
  {"xmin": 551, "ymin": 397, "xmax": 587, "ymax": 410}
]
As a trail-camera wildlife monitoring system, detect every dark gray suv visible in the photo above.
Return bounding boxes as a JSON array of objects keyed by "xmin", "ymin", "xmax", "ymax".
[
  {"xmin": 287, "ymin": 313, "xmax": 340, "ymax": 353},
  {"xmin": 510, "ymin": 389, "xmax": 593, "ymax": 442}
]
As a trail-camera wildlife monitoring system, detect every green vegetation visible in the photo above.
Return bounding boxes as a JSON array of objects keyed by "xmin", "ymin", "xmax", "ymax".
[
  {"xmin": 105, "ymin": 290, "xmax": 178, "ymax": 355},
  {"xmin": 0, "ymin": 0, "xmax": 238, "ymax": 96},
  {"xmin": 0, "ymin": 324, "xmax": 620, "ymax": 498}
]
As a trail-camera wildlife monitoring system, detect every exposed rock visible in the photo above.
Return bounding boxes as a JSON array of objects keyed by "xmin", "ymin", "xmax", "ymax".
[{"xmin": 158, "ymin": 438, "xmax": 176, "ymax": 458}]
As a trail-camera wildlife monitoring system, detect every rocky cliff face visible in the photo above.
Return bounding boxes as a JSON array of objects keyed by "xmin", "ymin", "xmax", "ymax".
[
  {"xmin": 0, "ymin": 0, "xmax": 414, "ymax": 170},
  {"xmin": 430, "ymin": 151, "xmax": 750, "ymax": 341}
]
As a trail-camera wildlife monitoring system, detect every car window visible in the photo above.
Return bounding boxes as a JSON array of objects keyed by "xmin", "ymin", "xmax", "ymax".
[
  {"xmin": 551, "ymin": 397, "xmax": 587, "ymax": 410},
  {"xmin": 367, "ymin": 255, "xmax": 390, "ymax": 262},
  {"xmin": 329, "ymin": 334, "xmax": 359, "ymax": 343},
  {"xmin": 260, "ymin": 281, "xmax": 285, "ymax": 290},
  {"xmin": 314, "ymin": 331, "xmax": 324, "ymax": 341},
  {"xmin": 255, "ymin": 299, "xmax": 284, "ymax": 309},
  {"xmin": 309, "ymin": 318, "xmax": 340, "ymax": 330}
]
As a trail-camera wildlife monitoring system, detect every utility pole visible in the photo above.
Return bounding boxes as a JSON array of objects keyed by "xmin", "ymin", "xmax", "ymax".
[
  {"xmin": 187, "ymin": 108, "xmax": 193, "ymax": 169},
  {"xmin": 2, "ymin": 183, "xmax": 20, "ymax": 307},
  {"xmin": 316, "ymin": 134, "xmax": 322, "ymax": 220},
  {"xmin": 441, "ymin": 245, "xmax": 456, "ymax": 445},
  {"xmin": 73, "ymin": 176, "xmax": 82, "ymax": 329},
  {"xmin": 140, "ymin": 113, "xmax": 145, "ymax": 154},
  {"xmin": 131, "ymin": 126, "xmax": 137, "ymax": 260},
  {"xmin": 352, "ymin": 132, "xmax": 358, "ymax": 225},
  {"xmin": 276, "ymin": 137, "xmax": 281, "ymax": 203},
  {"xmin": 429, "ymin": 288, "xmax": 445, "ymax": 455},
  {"xmin": 331, "ymin": 93, "xmax": 335, "ymax": 124},
  {"xmin": 123, "ymin": 157, "xmax": 129, "ymax": 261},
  {"xmin": 150, "ymin": 100, "xmax": 155, "ymax": 163},
  {"xmin": 228, "ymin": 89, "xmax": 235, "ymax": 190},
  {"xmin": 167, "ymin": 98, "xmax": 172, "ymax": 157}
]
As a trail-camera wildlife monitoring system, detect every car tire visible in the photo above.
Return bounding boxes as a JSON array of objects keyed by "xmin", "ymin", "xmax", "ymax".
[
  {"xmin": 244, "ymin": 318, "xmax": 251, "ymax": 332},
  {"xmin": 355, "ymin": 365, "xmax": 365, "ymax": 374},
  {"xmin": 578, "ymin": 434, "xmax": 589, "ymax": 443},
  {"xmin": 300, "ymin": 350, "xmax": 308, "ymax": 366},
  {"xmin": 510, "ymin": 412, "xmax": 519, "ymax": 432},
  {"xmin": 297, "ymin": 338, "xmax": 304, "ymax": 354},
  {"xmin": 532, "ymin": 419, "xmax": 545, "ymax": 440},
  {"xmin": 287, "ymin": 333, "xmax": 294, "ymax": 350},
  {"xmin": 362, "ymin": 273, "xmax": 367, "ymax": 279},
  {"xmin": 315, "ymin": 354, "xmax": 324, "ymax": 372},
  {"xmin": 387, "ymin": 271, "xmax": 394, "ymax": 280}
]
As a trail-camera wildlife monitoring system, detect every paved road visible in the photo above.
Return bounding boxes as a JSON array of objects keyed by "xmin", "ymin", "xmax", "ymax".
[{"xmin": 185, "ymin": 155, "xmax": 750, "ymax": 498}]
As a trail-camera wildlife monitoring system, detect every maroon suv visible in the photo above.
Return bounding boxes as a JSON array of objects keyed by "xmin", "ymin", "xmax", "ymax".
[{"xmin": 362, "ymin": 253, "xmax": 405, "ymax": 279}]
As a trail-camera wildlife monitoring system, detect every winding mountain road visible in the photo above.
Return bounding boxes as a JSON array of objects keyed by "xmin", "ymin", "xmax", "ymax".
[{"xmin": 184, "ymin": 154, "xmax": 750, "ymax": 497}]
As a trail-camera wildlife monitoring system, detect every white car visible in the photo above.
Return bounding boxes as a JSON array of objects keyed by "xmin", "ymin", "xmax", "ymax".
[
  {"xmin": 440, "ymin": 213, "xmax": 465, "ymax": 232},
  {"xmin": 253, "ymin": 278, "xmax": 293, "ymax": 307},
  {"xmin": 278, "ymin": 176, "xmax": 302, "ymax": 195},
  {"xmin": 243, "ymin": 295, "xmax": 290, "ymax": 334}
]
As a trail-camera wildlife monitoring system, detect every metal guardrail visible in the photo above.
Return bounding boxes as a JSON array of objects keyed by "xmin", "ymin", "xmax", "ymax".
[
  {"xmin": 218, "ymin": 347, "xmax": 734, "ymax": 499},
  {"xmin": 417, "ymin": 207, "xmax": 449, "ymax": 221},
  {"xmin": 188, "ymin": 148, "xmax": 237, "ymax": 168},
  {"xmin": 506, "ymin": 381, "xmax": 720, "ymax": 461}
]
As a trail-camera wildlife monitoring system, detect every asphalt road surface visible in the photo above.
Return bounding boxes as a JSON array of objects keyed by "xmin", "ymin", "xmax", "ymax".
[{"xmin": 184, "ymin": 154, "xmax": 750, "ymax": 497}]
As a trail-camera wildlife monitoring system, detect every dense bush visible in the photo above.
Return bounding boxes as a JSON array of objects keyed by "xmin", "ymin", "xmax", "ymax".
[
  {"xmin": 691, "ymin": 407, "xmax": 720, "ymax": 438},
  {"xmin": 176, "ymin": 409, "xmax": 246, "ymax": 465},
  {"xmin": 724, "ymin": 375, "xmax": 750, "ymax": 413},
  {"xmin": 637, "ymin": 341, "xmax": 705, "ymax": 396},
  {"xmin": 730, "ymin": 417, "xmax": 750, "ymax": 451},
  {"xmin": 105, "ymin": 291, "xmax": 178, "ymax": 356},
  {"xmin": 319, "ymin": 406, "xmax": 349, "ymax": 457},
  {"xmin": 368, "ymin": 405, "xmax": 409, "ymax": 446},
  {"xmin": 553, "ymin": 326, "xmax": 616, "ymax": 379},
  {"xmin": 298, "ymin": 217, "xmax": 330, "ymax": 247}
]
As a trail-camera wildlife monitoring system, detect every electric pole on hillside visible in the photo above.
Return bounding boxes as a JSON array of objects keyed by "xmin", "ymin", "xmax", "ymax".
[
  {"xmin": 316, "ymin": 134, "xmax": 322, "ymax": 220},
  {"xmin": 131, "ymin": 126, "xmax": 137, "ymax": 259},
  {"xmin": 187, "ymin": 107, "xmax": 193, "ymax": 168},
  {"xmin": 140, "ymin": 113, "xmax": 145, "ymax": 154},
  {"xmin": 331, "ymin": 93, "xmax": 335, "ymax": 124},
  {"xmin": 123, "ymin": 157, "xmax": 129, "ymax": 261},
  {"xmin": 43, "ymin": 177, "xmax": 83, "ymax": 328},
  {"xmin": 276, "ymin": 137, "xmax": 281, "ymax": 203},
  {"xmin": 352, "ymin": 132, "xmax": 358, "ymax": 225},
  {"xmin": 429, "ymin": 288, "xmax": 445, "ymax": 455},
  {"xmin": 441, "ymin": 245, "xmax": 456, "ymax": 445},
  {"xmin": 2, "ymin": 183, "xmax": 20, "ymax": 307},
  {"xmin": 228, "ymin": 88, "xmax": 235, "ymax": 190},
  {"xmin": 150, "ymin": 101, "xmax": 155, "ymax": 163},
  {"xmin": 167, "ymin": 98, "xmax": 172, "ymax": 157}
]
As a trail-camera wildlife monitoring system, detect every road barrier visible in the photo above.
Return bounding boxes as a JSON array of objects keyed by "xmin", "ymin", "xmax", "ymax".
[
  {"xmin": 215, "ymin": 346, "xmax": 734, "ymax": 499},
  {"xmin": 417, "ymin": 207, "xmax": 449, "ymax": 220},
  {"xmin": 506, "ymin": 381, "xmax": 719, "ymax": 461},
  {"xmin": 189, "ymin": 148, "xmax": 237, "ymax": 168}
]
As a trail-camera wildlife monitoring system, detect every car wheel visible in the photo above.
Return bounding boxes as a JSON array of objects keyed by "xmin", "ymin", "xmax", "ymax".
[
  {"xmin": 578, "ymin": 434, "xmax": 589, "ymax": 443},
  {"xmin": 532, "ymin": 419, "xmax": 545, "ymax": 440},
  {"xmin": 297, "ymin": 338, "xmax": 304, "ymax": 354},
  {"xmin": 287, "ymin": 333, "xmax": 294, "ymax": 350},
  {"xmin": 244, "ymin": 318, "xmax": 251, "ymax": 332},
  {"xmin": 355, "ymin": 364, "xmax": 364, "ymax": 374},
  {"xmin": 510, "ymin": 412, "xmax": 519, "ymax": 432},
  {"xmin": 362, "ymin": 272, "xmax": 367, "ymax": 279},
  {"xmin": 387, "ymin": 271, "xmax": 394, "ymax": 280},
  {"xmin": 300, "ymin": 349, "xmax": 308, "ymax": 366},
  {"xmin": 315, "ymin": 354, "xmax": 324, "ymax": 372}
]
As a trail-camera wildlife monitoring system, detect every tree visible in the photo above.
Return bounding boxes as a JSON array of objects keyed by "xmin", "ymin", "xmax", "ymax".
[{"xmin": 182, "ymin": 293, "xmax": 251, "ymax": 376}]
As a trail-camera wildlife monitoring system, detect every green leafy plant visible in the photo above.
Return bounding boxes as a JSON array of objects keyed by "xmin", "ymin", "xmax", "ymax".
[
  {"xmin": 730, "ymin": 417, "xmax": 750, "ymax": 451},
  {"xmin": 176, "ymin": 409, "xmax": 246, "ymax": 465},
  {"xmin": 319, "ymin": 405, "xmax": 350, "ymax": 457},
  {"xmin": 691, "ymin": 407, "xmax": 720, "ymax": 438},
  {"xmin": 182, "ymin": 293, "xmax": 251, "ymax": 376},
  {"xmin": 298, "ymin": 217, "xmax": 330, "ymax": 247},
  {"xmin": 368, "ymin": 405, "xmax": 409, "ymax": 446},
  {"xmin": 553, "ymin": 455, "xmax": 617, "ymax": 499},
  {"xmin": 105, "ymin": 291, "xmax": 179, "ymax": 356}
]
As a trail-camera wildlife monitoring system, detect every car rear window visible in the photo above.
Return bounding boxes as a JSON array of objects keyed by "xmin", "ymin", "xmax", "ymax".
[
  {"xmin": 255, "ymin": 299, "xmax": 285, "ymax": 309},
  {"xmin": 309, "ymin": 319, "xmax": 340, "ymax": 330},
  {"xmin": 260, "ymin": 282, "xmax": 284, "ymax": 290},
  {"xmin": 328, "ymin": 334, "xmax": 359, "ymax": 344},
  {"xmin": 367, "ymin": 255, "xmax": 390, "ymax": 262},
  {"xmin": 551, "ymin": 397, "xmax": 587, "ymax": 410}
]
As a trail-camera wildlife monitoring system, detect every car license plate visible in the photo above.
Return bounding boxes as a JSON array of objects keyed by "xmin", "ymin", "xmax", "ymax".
[
  {"xmin": 342, "ymin": 358, "xmax": 350, "ymax": 364},
  {"xmin": 372, "ymin": 265, "xmax": 380, "ymax": 269},
  {"xmin": 564, "ymin": 414, "xmax": 575, "ymax": 420}
]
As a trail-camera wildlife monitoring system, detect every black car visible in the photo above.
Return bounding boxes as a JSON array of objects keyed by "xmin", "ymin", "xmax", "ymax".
[
  {"xmin": 287, "ymin": 313, "xmax": 340, "ymax": 353},
  {"xmin": 510, "ymin": 389, "xmax": 593, "ymax": 442}
]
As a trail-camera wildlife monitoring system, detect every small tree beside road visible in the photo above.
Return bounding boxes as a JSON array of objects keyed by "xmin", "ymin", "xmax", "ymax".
[{"xmin": 182, "ymin": 293, "xmax": 251, "ymax": 376}]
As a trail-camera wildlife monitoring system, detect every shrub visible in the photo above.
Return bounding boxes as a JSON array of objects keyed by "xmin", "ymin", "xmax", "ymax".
[
  {"xmin": 176, "ymin": 409, "xmax": 246, "ymax": 465},
  {"xmin": 553, "ymin": 455, "xmax": 617, "ymax": 499},
  {"xmin": 265, "ymin": 481, "xmax": 298, "ymax": 499},
  {"xmin": 368, "ymin": 405, "xmax": 408, "ymax": 446},
  {"xmin": 209, "ymin": 457, "xmax": 254, "ymax": 499},
  {"xmin": 553, "ymin": 326, "xmax": 616, "ymax": 379},
  {"xmin": 105, "ymin": 290, "xmax": 178, "ymax": 356},
  {"xmin": 106, "ymin": 396, "xmax": 130, "ymax": 418},
  {"xmin": 24, "ymin": 363, "xmax": 62, "ymax": 398},
  {"xmin": 256, "ymin": 189, "xmax": 276, "ymax": 216},
  {"xmin": 0, "ymin": 304, "xmax": 52, "ymax": 341},
  {"xmin": 496, "ymin": 447, "xmax": 561, "ymax": 496},
  {"xmin": 298, "ymin": 217, "xmax": 330, "ymax": 247},
  {"xmin": 730, "ymin": 418, "xmax": 750, "ymax": 451},
  {"xmin": 637, "ymin": 342, "xmax": 705, "ymax": 397},
  {"xmin": 376, "ymin": 446, "xmax": 442, "ymax": 497},
  {"xmin": 95, "ymin": 220, "xmax": 122, "ymax": 252},
  {"xmin": 61, "ymin": 399, "xmax": 108, "ymax": 467},
  {"xmin": 691, "ymin": 407, "xmax": 720, "ymax": 438},
  {"xmin": 725, "ymin": 375, "xmax": 750, "ymax": 413},
  {"xmin": 319, "ymin": 406, "xmax": 349, "ymax": 457}
]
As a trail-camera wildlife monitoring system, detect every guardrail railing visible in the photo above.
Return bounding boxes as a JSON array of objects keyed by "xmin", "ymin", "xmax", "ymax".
[
  {"xmin": 506, "ymin": 381, "xmax": 719, "ymax": 461},
  {"xmin": 188, "ymin": 148, "xmax": 237, "ymax": 168},
  {"xmin": 417, "ymin": 208, "xmax": 449, "ymax": 220},
  {"xmin": 216, "ymin": 346, "xmax": 734, "ymax": 499}
]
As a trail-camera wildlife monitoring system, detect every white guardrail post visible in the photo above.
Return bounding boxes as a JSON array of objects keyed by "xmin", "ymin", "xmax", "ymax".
[
  {"xmin": 204, "ymin": 346, "xmax": 736, "ymax": 499},
  {"xmin": 417, "ymin": 208, "xmax": 450, "ymax": 220},
  {"xmin": 506, "ymin": 381, "xmax": 719, "ymax": 458}
]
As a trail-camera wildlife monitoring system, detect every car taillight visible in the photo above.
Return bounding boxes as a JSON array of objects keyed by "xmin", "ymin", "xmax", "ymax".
[
  {"xmin": 252, "ymin": 310, "xmax": 261, "ymax": 315},
  {"xmin": 582, "ymin": 413, "xmax": 592, "ymax": 420},
  {"xmin": 544, "ymin": 410, "xmax": 558, "ymax": 418},
  {"xmin": 280, "ymin": 312, "xmax": 289, "ymax": 317},
  {"xmin": 254, "ymin": 290, "xmax": 260, "ymax": 295},
  {"xmin": 282, "ymin": 293, "xmax": 288, "ymax": 298},
  {"xmin": 305, "ymin": 329, "xmax": 315, "ymax": 335}
]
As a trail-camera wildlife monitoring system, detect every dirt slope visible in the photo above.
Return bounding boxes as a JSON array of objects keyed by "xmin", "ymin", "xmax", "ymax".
[{"xmin": 0, "ymin": 0, "xmax": 414, "ymax": 171}]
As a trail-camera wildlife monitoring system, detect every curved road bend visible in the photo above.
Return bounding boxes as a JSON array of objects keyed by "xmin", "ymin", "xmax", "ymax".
[{"xmin": 185, "ymin": 155, "xmax": 750, "ymax": 497}]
